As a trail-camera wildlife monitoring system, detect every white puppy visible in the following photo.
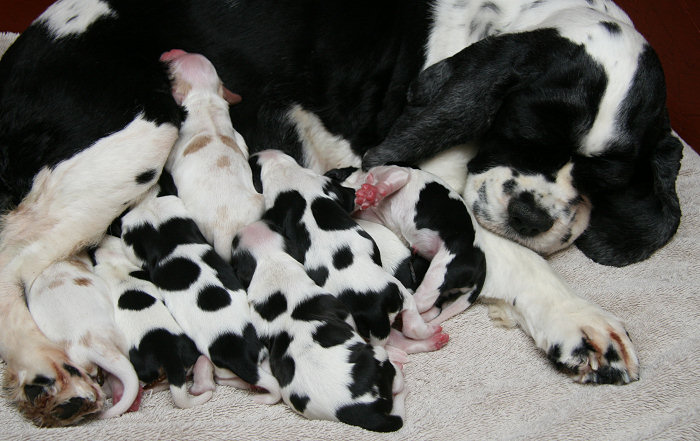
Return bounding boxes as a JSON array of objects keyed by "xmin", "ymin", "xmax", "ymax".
[{"xmin": 161, "ymin": 49, "xmax": 263, "ymax": 260}]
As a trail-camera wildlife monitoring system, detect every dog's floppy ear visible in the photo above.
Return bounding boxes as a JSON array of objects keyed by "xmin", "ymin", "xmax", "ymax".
[
  {"xmin": 575, "ymin": 130, "xmax": 683, "ymax": 266},
  {"xmin": 362, "ymin": 31, "xmax": 550, "ymax": 169}
]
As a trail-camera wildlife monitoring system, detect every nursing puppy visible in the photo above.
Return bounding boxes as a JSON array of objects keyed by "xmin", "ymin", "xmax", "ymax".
[
  {"xmin": 332, "ymin": 165, "xmax": 487, "ymax": 324},
  {"xmin": 250, "ymin": 150, "xmax": 446, "ymax": 353},
  {"xmin": 119, "ymin": 193, "xmax": 280, "ymax": 403},
  {"xmin": 161, "ymin": 49, "xmax": 262, "ymax": 260},
  {"xmin": 92, "ymin": 235, "xmax": 215, "ymax": 408},
  {"xmin": 231, "ymin": 220, "xmax": 406, "ymax": 432},
  {"xmin": 26, "ymin": 254, "xmax": 139, "ymax": 421}
]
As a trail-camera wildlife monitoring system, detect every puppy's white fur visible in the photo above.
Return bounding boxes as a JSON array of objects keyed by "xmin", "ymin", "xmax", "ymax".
[{"xmin": 26, "ymin": 254, "xmax": 139, "ymax": 419}]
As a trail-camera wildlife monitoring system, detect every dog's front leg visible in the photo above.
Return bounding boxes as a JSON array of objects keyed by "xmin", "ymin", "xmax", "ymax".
[
  {"xmin": 0, "ymin": 116, "xmax": 178, "ymax": 425},
  {"xmin": 474, "ymin": 223, "xmax": 639, "ymax": 385}
]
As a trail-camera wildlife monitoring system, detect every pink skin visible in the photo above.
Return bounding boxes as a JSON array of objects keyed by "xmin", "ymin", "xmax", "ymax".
[
  {"xmin": 189, "ymin": 355, "xmax": 217, "ymax": 396},
  {"xmin": 354, "ymin": 169, "xmax": 410, "ymax": 210},
  {"xmin": 386, "ymin": 328, "xmax": 449, "ymax": 354},
  {"xmin": 160, "ymin": 49, "xmax": 243, "ymax": 105},
  {"xmin": 108, "ymin": 375, "xmax": 144, "ymax": 413}
]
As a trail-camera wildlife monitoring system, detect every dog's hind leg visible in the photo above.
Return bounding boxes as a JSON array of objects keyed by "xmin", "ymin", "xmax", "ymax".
[{"xmin": 0, "ymin": 115, "xmax": 178, "ymax": 425}]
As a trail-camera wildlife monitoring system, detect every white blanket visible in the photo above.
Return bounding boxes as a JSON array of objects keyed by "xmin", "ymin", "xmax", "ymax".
[{"xmin": 1, "ymin": 32, "xmax": 698, "ymax": 440}]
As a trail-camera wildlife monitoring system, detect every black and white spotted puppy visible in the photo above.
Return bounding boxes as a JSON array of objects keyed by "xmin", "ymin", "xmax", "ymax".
[
  {"xmin": 26, "ymin": 254, "xmax": 139, "ymax": 419},
  {"xmin": 92, "ymin": 235, "xmax": 215, "ymax": 408},
  {"xmin": 335, "ymin": 165, "xmax": 487, "ymax": 324},
  {"xmin": 119, "ymin": 194, "xmax": 280, "ymax": 404},
  {"xmin": 231, "ymin": 220, "xmax": 406, "ymax": 432},
  {"xmin": 250, "ymin": 150, "xmax": 446, "ymax": 352}
]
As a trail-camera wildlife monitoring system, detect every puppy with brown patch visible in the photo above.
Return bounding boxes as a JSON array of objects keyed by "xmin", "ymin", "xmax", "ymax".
[
  {"xmin": 161, "ymin": 49, "xmax": 263, "ymax": 260},
  {"xmin": 26, "ymin": 253, "xmax": 140, "ymax": 419}
]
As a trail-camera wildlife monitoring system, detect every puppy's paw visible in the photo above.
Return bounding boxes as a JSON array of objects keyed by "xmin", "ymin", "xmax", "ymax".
[
  {"xmin": 544, "ymin": 310, "xmax": 639, "ymax": 385},
  {"xmin": 3, "ymin": 346, "xmax": 104, "ymax": 426}
]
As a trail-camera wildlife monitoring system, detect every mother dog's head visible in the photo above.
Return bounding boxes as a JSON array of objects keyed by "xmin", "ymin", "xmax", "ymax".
[{"xmin": 362, "ymin": 27, "xmax": 682, "ymax": 267}]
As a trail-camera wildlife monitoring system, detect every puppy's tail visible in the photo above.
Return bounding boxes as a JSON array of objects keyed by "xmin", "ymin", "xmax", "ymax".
[{"xmin": 82, "ymin": 346, "xmax": 140, "ymax": 419}]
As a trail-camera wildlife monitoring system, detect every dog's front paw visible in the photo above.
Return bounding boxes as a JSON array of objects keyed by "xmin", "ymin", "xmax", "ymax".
[
  {"xmin": 3, "ymin": 346, "xmax": 104, "ymax": 426},
  {"xmin": 544, "ymin": 308, "xmax": 639, "ymax": 385}
]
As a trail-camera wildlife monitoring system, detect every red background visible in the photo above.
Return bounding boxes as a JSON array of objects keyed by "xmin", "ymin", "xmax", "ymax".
[{"xmin": 0, "ymin": 0, "xmax": 697, "ymax": 152}]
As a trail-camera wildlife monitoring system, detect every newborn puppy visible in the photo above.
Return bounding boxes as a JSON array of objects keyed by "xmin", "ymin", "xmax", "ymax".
[
  {"xmin": 250, "ymin": 150, "xmax": 445, "ymax": 353},
  {"xmin": 26, "ymin": 254, "xmax": 139, "ymax": 419},
  {"xmin": 161, "ymin": 49, "xmax": 263, "ymax": 261},
  {"xmin": 92, "ymin": 235, "xmax": 215, "ymax": 408},
  {"xmin": 120, "ymin": 193, "xmax": 280, "ymax": 404},
  {"xmin": 231, "ymin": 220, "xmax": 406, "ymax": 432},
  {"xmin": 337, "ymin": 165, "xmax": 487, "ymax": 324}
]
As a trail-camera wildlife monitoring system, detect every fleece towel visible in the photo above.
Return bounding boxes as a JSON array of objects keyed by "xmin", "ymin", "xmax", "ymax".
[{"xmin": 0, "ymin": 32, "xmax": 698, "ymax": 440}]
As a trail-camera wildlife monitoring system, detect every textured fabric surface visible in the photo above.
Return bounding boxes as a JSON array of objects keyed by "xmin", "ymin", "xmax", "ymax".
[{"xmin": 0, "ymin": 32, "xmax": 698, "ymax": 440}]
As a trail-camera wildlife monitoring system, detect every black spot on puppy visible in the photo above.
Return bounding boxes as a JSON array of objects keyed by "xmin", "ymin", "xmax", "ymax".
[
  {"xmin": 208, "ymin": 324, "xmax": 263, "ymax": 385},
  {"xmin": 289, "ymin": 393, "xmax": 310, "ymax": 413},
  {"xmin": 118, "ymin": 289, "xmax": 157, "ymax": 311},
  {"xmin": 201, "ymin": 250, "xmax": 243, "ymax": 291},
  {"xmin": 230, "ymin": 249, "xmax": 257, "ymax": 289},
  {"xmin": 267, "ymin": 332, "xmax": 295, "ymax": 387},
  {"xmin": 292, "ymin": 294, "xmax": 349, "ymax": 322},
  {"xmin": 312, "ymin": 322, "xmax": 354, "ymax": 348},
  {"xmin": 129, "ymin": 270, "xmax": 150, "ymax": 281},
  {"xmin": 332, "ymin": 246, "xmax": 354, "ymax": 270},
  {"xmin": 253, "ymin": 291, "xmax": 287, "ymax": 321},
  {"xmin": 336, "ymin": 402, "xmax": 402, "ymax": 433},
  {"xmin": 307, "ymin": 266, "xmax": 329, "ymax": 287},
  {"xmin": 135, "ymin": 168, "xmax": 157, "ymax": 185},
  {"xmin": 197, "ymin": 285, "xmax": 232, "ymax": 312},
  {"xmin": 263, "ymin": 191, "xmax": 311, "ymax": 262},
  {"xmin": 152, "ymin": 257, "xmax": 201, "ymax": 291},
  {"xmin": 310, "ymin": 197, "xmax": 357, "ymax": 231}
]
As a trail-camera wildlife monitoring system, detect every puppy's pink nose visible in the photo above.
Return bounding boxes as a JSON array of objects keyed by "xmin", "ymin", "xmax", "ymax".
[{"xmin": 160, "ymin": 49, "xmax": 188, "ymax": 62}]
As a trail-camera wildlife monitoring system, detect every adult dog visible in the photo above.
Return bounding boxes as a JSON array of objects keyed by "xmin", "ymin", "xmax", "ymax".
[{"xmin": 0, "ymin": 0, "xmax": 681, "ymax": 426}]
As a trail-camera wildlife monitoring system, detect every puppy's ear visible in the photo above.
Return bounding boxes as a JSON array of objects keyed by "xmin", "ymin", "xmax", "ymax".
[
  {"xmin": 230, "ymin": 242, "xmax": 256, "ymax": 290},
  {"xmin": 575, "ymin": 131, "xmax": 683, "ymax": 266},
  {"xmin": 362, "ymin": 31, "xmax": 545, "ymax": 169}
]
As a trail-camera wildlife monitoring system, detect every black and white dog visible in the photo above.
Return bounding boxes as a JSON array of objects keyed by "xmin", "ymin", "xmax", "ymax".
[{"xmin": 0, "ymin": 0, "xmax": 679, "ymax": 425}]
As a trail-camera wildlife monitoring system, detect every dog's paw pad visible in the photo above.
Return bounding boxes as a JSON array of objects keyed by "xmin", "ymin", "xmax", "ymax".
[
  {"xmin": 547, "ymin": 326, "xmax": 639, "ymax": 385},
  {"xmin": 6, "ymin": 357, "xmax": 104, "ymax": 426},
  {"xmin": 356, "ymin": 183, "xmax": 381, "ymax": 209}
]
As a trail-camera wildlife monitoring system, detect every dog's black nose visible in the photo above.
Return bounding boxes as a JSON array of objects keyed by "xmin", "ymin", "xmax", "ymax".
[{"xmin": 507, "ymin": 192, "xmax": 554, "ymax": 237}]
